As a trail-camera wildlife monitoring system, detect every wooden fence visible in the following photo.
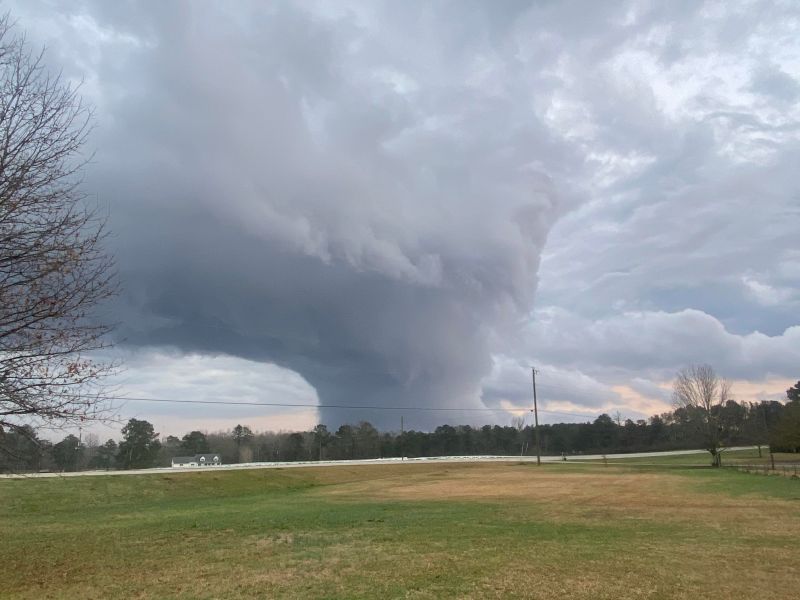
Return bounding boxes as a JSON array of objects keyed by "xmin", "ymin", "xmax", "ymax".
[{"xmin": 725, "ymin": 463, "xmax": 800, "ymax": 478}]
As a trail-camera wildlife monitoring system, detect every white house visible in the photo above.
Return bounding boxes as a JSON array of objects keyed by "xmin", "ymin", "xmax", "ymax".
[{"xmin": 171, "ymin": 454, "xmax": 222, "ymax": 468}]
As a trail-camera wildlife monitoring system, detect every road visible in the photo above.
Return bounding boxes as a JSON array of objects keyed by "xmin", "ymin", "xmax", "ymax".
[{"xmin": 1, "ymin": 447, "xmax": 758, "ymax": 479}]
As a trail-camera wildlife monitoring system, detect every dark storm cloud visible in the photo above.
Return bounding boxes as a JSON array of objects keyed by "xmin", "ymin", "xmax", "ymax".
[
  {"xmin": 10, "ymin": 1, "xmax": 800, "ymax": 425},
  {"xmin": 13, "ymin": 1, "xmax": 581, "ymax": 427}
]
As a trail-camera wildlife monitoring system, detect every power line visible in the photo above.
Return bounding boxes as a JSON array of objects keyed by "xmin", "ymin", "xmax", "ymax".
[{"xmin": 103, "ymin": 395, "xmax": 599, "ymax": 419}]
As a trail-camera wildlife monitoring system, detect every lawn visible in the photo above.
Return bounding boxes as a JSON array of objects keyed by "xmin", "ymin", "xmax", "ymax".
[{"xmin": 1, "ymin": 462, "xmax": 798, "ymax": 599}]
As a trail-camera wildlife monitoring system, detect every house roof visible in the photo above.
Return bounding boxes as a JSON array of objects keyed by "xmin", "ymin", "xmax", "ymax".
[
  {"xmin": 172, "ymin": 456, "xmax": 196, "ymax": 463},
  {"xmin": 196, "ymin": 454, "xmax": 220, "ymax": 461}
]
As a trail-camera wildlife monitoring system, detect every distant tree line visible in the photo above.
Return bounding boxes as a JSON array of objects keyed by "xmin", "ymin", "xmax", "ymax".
[{"xmin": 2, "ymin": 381, "xmax": 798, "ymax": 473}]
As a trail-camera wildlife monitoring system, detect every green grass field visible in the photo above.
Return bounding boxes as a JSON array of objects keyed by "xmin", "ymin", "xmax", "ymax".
[{"xmin": 2, "ymin": 461, "xmax": 798, "ymax": 599}]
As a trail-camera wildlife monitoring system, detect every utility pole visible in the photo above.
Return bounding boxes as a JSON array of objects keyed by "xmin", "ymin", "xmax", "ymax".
[
  {"xmin": 400, "ymin": 415, "xmax": 404, "ymax": 461},
  {"xmin": 532, "ymin": 367, "xmax": 541, "ymax": 466}
]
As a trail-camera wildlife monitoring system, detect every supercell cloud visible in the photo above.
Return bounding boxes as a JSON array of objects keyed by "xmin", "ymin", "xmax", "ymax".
[
  {"xmin": 18, "ymin": 1, "xmax": 569, "ymax": 427},
  {"xmin": 10, "ymin": 1, "xmax": 800, "ymax": 431}
]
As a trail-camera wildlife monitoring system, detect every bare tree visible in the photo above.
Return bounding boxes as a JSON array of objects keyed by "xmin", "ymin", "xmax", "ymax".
[
  {"xmin": 0, "ymin": 16, "xmax": 116, "ymax": 455},
  {"xmin": 511, "ymin": 414, "xmax": 527, "ymax": 456},
  {"xmin": 510, "ymin": 415, "xmax": 525, "ymax": 431},
  {"xmin": 672, "ymin": 364, "xmax": 732, "ymax": 467}
]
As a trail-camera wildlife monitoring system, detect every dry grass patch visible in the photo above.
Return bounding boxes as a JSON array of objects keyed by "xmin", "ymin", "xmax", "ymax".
[{"xmin": 321, "ymin": 463, "xmax": 800, "ymax": 538}]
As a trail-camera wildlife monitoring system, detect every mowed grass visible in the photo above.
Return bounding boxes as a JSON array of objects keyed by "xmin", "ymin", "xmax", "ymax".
[{"xmin": 1, "ymin": 462, "xmax": 799, "ymax": 599}]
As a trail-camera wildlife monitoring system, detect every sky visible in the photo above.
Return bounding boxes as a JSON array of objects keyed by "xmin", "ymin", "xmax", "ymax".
[{"xmin": 8, "ymin": 0, "xmax": 800, "ymax": 438}]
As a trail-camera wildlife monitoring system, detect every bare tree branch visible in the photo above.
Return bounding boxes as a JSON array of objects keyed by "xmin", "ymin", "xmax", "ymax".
[{"xmin": 0, "ymin": 14, "xmax": 117, "ymax": 446}]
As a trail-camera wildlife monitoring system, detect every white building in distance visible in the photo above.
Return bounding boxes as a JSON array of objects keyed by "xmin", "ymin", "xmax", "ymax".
[{"xmin": 171, "ymin": 454, "xmax": 222, "ymax": 468}]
